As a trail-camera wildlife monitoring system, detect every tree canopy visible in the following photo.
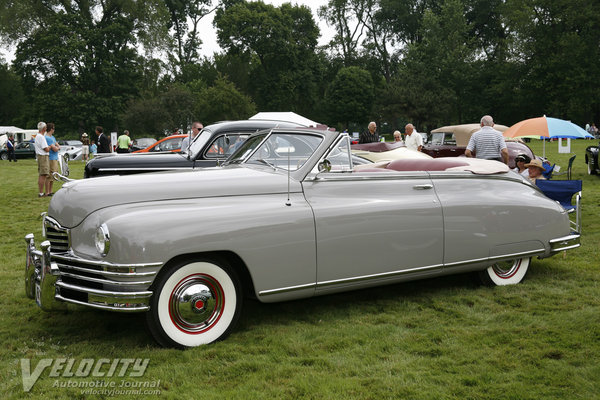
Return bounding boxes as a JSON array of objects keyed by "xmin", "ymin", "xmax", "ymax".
[{"xmin": 0, "ymin": 0, "xmax": 598, "ymax": 137}]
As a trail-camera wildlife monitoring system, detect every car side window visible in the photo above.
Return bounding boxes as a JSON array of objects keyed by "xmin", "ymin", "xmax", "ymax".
[
  {"xmin": 325, "ymin": 136, "xmax": 353, "ymax": 171},
  {"xmin": 446, "ymin": 134, "xmax": 456, "ymax": 145},
  {"xmin": 162, "ymin": 138, "xmax": 182, "ymax": 151},
  {"xmin": 204, "ymin": 134, "xmax": 250, "ymax": 159}
]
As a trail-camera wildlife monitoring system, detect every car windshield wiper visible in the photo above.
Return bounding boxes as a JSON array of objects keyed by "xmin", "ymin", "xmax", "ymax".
[{"xmin": 250, "ymin": 158, "xmax": 277, "ymax": 170}]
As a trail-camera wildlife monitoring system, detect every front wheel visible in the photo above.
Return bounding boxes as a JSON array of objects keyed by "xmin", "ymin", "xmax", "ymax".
[
  {"xmin": 479, "ymin": 257, "xmax": 530, "ymax": 286},
  {"xmin": 146, "ymin": 259, "xmax": 242, "ymax": 348},
  {"xmin": 0, "ymin": 152, "xmax": 7, "ymax": 160}
]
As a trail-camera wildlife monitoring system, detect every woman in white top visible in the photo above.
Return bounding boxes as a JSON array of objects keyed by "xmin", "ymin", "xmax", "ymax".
[{"xmin": 513, "ymin": 154, "xmax": 530, "ymax": 178}]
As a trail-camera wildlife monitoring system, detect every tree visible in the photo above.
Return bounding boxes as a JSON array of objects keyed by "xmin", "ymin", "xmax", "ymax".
[
  {"xmin": 0, "ymin": 62, "xmax": 26, "ymax": 124},
  {"xmin": 194, "ymin": 75, "xmax": 257, "ymax": 124},
  {"xmin": 214, "ymin": 1, "xmax": 322, "ymax": 114},
  {"xmin": 325, "ymin": 66, "xmax": 374, "ymax": 128},
  {"xmin": 2, "ymin": 0, "xmax": 170, "ymax": 133}
]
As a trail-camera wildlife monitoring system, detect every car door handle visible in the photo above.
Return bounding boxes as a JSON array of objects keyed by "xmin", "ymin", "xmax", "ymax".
[{"xmin": 413, "ymin": 184, "xmax": 433, "ymax": 190}]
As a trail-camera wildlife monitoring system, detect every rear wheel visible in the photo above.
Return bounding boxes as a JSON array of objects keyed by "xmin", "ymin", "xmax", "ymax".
[
  {"xmin": 0, "ymin": 152, "xmax": 7, "ymax": 160},
  {"xmin": 479, "ymin": 257, "xmax": 530, "ymax": 286},
  {"xmin": 146, "ymin": 259, "xmax": 242, "ymax": 348}
]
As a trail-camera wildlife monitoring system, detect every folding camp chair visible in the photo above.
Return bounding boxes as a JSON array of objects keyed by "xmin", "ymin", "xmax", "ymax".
[
  {"xmin": 553, "ymin": 154, "xmax": 576, "ymax": 180},
  {"xmin": 535, "ymin": 179, "xmax": 582, "ymax": 232},
  {"xmin": 542, "ymin": 162, "xmax": 555, "ymax": 179}
]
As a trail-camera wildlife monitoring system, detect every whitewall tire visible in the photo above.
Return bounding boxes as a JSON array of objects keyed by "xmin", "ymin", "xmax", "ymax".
[
  {"xmin": 146, "ymin": 260, "xmax": 242, "ymax": 348},
  {"xmin": 479, "ymin": 257, "xmax": 530, "ymax": 286}
]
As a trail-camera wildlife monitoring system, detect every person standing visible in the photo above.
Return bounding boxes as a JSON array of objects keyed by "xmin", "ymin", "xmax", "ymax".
[
  {"xmin": 44, "ymin": 123, "xmax": 60, "ymax": 196},
  {"xmin": 81, "ymin": 133, "xmax": 90, "ymax": 161},
  {"xmin": 90, "ymin": 140, "xmax": 97, "ymax": 157},
  {"xmin": 465, "ymin": 115, "xmax": 508, "ymax": 164},
  {"xmin": 404, "ymin": 123, "xmax": 423, "ymax": 152},
  {"xmin": 180, "ymin": 122, "xmax": 203, "ymax": 152},
  {"xmin": 359, "ymin": 122, "xmax": 379, "ymax": 144},
  {"xmin": 6, "ymin": 134, "xmax": 16, "ymax": 162},
  {"xmin": 116, "ymin": 130, "xmax": 132, "ymax": 153},
  {"xmin": 96, "ymin": 126, "xmax": 111, "ymax": 153},
  {"xmin": 34, "ymin": 122, "xmax": 50, "ymax": 197}
]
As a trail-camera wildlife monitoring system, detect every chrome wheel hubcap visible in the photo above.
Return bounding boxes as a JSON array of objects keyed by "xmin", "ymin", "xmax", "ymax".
[
  {"xmin": 492, "ymin": 259, "xmax": 520, "ymax": 279},
  {"xmin": 169, "ymin": 274, "xmax": 224, "ymax": 334}
]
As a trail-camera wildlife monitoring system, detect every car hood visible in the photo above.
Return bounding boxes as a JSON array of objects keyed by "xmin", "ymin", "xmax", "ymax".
[
  {"xmin": 49, "ymin": 166, "xmax": 300, "ymax": 228},
  {"xmin": 86, "ymin": 151, "xmax": 186, "ymax": 166}
]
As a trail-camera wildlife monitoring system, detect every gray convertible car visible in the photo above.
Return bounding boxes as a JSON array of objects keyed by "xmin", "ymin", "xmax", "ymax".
[{"xmin": 25, "ymin": 128, "xmax": 580, "ymax": 348}]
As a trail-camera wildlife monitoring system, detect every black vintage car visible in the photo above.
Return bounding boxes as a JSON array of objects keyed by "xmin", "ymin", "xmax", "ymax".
[
  {"xmin": 585, "ymin": 142, "xmax": 600, "ymax": 175},
  {"xmin": 0, "ymin": 141, "xmax": 36, "ymax": 160},
  {"xmin": 83, "ymin": 120, "xmax": 302, "ymax": 178}
]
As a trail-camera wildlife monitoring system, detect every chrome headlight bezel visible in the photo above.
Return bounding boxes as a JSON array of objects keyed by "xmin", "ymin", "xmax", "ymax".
[{"xmin": 94, "ymin": 223, "xmax": 110, "ymax": 256}]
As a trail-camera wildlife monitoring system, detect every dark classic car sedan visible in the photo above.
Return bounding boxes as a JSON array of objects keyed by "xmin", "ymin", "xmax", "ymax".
[
  {"xmin": 83, "ymin": 120, "xmax": 302, "ymax": 178},
  {"xmin": 25, "ymin": 128, "xmax": 580, "ymax": 348},
  {"xmin": 0, "ymin": 141, "xmax": 36, "ymax": 160},
  {"xmin": 585, "ymin": 142, "xmax": 600, "ymax": 175},
  {"xmin": 424, "ymin": 124, "xmax": 536, "ymax": 169}
]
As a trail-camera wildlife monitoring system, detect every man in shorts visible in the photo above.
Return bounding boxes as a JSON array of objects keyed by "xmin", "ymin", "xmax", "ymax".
[
  {"xmin": 34, "ymin": 122, "xmax": 50, "ymax": 197},
  {"xmin": 44, "ymin": 122, "xmax": 61, "ymax": 196}
]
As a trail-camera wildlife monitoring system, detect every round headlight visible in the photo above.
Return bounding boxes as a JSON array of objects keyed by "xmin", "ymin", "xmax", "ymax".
[{"xmin": 94, "ymin": 224, "xmax": 110, "ymax": 256}]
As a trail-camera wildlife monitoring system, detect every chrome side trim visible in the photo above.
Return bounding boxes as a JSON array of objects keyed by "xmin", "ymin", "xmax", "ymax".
[
  {"xmin": 258, "ymin": 282, "xmax": 316, "ymax": 296},
  {"xmin": 56, "ymin": 262, "xmax": 157, "ymax": 277},
  {"xmin": 444, "ymin": 249, "xmax": 546, "ymax": 268},
  {"xmin": 317, "ymin": 263, "xmax": 444, "ymax": 287},
  {"xmin": 258, "ymin": 249, "xmax": 550, "ymax": 297},
  {"xmin": 97, "ymin": 167, "xmax": 192, "ymax": 172}
]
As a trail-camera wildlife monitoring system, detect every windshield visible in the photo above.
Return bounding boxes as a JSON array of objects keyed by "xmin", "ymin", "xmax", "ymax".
[
  {"xmin": 186, "ymin": 129, "xmax": 212, "ymax": 157},
  {"xmin": 226, "ymin": 132, "xmax": 323, "ymax": 171}
]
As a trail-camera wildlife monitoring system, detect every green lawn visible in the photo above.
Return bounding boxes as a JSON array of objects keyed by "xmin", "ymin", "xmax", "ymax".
[{"xmin": 1, "ymin": 140, "xmax": 599, "ymax": 399}]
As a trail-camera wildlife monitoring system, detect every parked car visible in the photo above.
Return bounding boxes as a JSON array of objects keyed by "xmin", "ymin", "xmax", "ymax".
[
  {"xmin": 0, "ymin": 141, "xmax": 36, "ymax": 160},
  {"xmin": 25, "ymin": 127, "xmax": 580, "ymax": 348},
  {"xmin": 83, "ymin": 120, "xmax": 305, "ymax": 178},
  {"xmin": 425, "ymin": 124, "xmax": 535, "ymax": 169},
  {"xmin": 58, "ymin": 140, "xmax": 83, "ymax": 148},
  {"xmin": 584, "ymin": 143, "xmax": 600, "ymax": 175},
  {"xmin": 132, "ymin": 134, "xmax": 185, "ymax": 153},
  {"xmin": 131, "ymin": 137, "xmax": 157, "ymax": 152}
]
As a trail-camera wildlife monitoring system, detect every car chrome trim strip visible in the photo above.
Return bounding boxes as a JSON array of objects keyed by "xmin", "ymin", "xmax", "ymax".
[
  {"xmin": 56, "ymin": 262, "xmax": 158, "ymax": 277},
  {"xmin": 55, "ymin": 295, "xmax": 150, "ymax": 312},
  {"xmin": 258, "ymin": 282, "xmax": 316, "ymax": 296},
  {"xmin": 51, "ymin": 253, "xmax": 162, "ymax": 271},
  {"xmin": 259, "ymin": 248, "xmax": 554, "ymax": 297},
  {"xmin": 55, "ymin": 280, "xmax": 152, "ymax": 298},
  {"xmin": 443, "ymin": 249, "xmax": 546, "ymax": 267},
  {"xmin": 97, "ymin": 167, "xmax": 192, "ymax": 171},
  {"xmin": 58, "ymin": 271, "xmax": 154, "ymax": 286}
]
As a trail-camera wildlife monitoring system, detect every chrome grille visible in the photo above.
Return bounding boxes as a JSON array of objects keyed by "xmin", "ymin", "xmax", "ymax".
[{"xmin": 44, "ymin": 216, "xmax": 70, "ymax": 253}]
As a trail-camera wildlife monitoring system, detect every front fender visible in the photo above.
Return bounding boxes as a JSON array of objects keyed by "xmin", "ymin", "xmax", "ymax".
[{"xmin": 70, "ymin": 194, "xmax": 317, "ymax": 299}]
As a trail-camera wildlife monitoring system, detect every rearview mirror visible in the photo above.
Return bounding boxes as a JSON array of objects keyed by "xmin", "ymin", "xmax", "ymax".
[{"xmin": 318, "ymin": 159, "xmax": 331, "ymax": 173}]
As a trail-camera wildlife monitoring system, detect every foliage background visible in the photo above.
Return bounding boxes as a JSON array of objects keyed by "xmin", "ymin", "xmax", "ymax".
[
  {"xmin": 1, "ymin": 0, "xmax": 599, "ymax": 137},
  {"xmin": 0, "ymin": 140, "xmax": 598, "ymax": 398}
]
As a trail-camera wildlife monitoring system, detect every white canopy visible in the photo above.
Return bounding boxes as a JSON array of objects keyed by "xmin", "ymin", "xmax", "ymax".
[
  {"xmin": 0, "ymin": 126, "xmax": 25, "ymax": 134},
  {"xmin": 250, "ymin": 112, "xmax": 319, "ymax": 127}
]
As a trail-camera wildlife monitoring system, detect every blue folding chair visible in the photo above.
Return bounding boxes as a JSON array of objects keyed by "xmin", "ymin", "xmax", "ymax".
[
  {"xmin": 542, "ymin": 162, "xmax": 555, "ymax": 179},
  {"xmin": 535, "ymin": 179, "xmax": 582, "ymax": 232}
]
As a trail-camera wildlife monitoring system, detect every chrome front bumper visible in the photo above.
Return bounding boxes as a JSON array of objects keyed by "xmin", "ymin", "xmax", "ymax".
[{"xmin": 25, "ymin": 233, "xmax": 161, "ymax": 312}]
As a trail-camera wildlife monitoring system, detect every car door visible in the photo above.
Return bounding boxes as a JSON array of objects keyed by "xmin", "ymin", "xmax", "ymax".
[{"xmin": 302, "ymin": 140, "xmax": 444, "ymax": 292}]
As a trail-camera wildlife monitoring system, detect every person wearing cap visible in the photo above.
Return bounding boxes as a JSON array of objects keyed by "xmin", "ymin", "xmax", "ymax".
[
  {"xmin": 81, "ymin": 132, "xmax": 90, "ymax": 161},
  {"xmin": 513, "ymin": 154, "xmax": 531, "ymax": 177},
  {"xmin": 465, "ymin": 115, "xmax": 508, "ymax": 164},
  {"xmin": 525, "ymin": 159, "xmax": 546, "ymax": 184}
]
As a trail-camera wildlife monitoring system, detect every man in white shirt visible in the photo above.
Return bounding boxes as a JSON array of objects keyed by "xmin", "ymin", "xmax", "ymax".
[
  {"xmin": 465, "ymin": 115, "xmax": 508, "ymax": 164},
  {"xmin": 34, "ymin": 121, "xmax": 50, "ymax": 197},
  {"xmin": 180, "ymin": 121, "xmax": 203, "ymax": 152},
  {"xmin": 404, "ymin": 123, "xmax": 423, "ymax": 152}
]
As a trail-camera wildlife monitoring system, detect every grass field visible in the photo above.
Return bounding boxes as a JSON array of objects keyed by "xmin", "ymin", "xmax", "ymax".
[{"xmin": 1, "ymin": 140, "xmax": 599, "ymax": 399}]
